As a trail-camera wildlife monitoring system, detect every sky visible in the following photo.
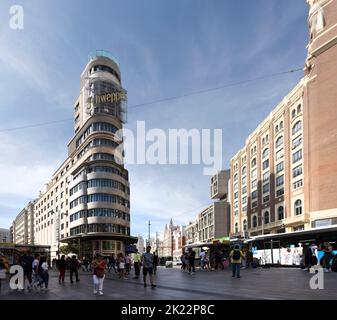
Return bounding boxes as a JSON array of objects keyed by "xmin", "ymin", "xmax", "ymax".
[{"xmin": 0, "ymin": 0, "xmax": 309, "ymax": 240}]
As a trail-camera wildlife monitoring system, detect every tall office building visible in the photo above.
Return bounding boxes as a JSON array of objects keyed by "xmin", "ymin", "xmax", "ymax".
[
  {"xmin": 230, "ymin": 0, "xmax": 337, "ymax": 237},
  {"xmin": 25, "ymin": 51, "xmax": 136, "ymax": 258}
]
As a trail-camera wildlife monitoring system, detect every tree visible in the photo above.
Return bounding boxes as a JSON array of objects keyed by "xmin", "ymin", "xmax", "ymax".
[{"xmin": 59, "ymin": 244, "xmax": 78, "ymax": 255}]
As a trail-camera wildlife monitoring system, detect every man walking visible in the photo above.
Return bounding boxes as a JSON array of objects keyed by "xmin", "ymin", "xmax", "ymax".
[
  {"xmin": 188, "ymin": 248, "xmax": 196, "ymax": 274},
  {"xmin": 132, "ymin": 249, "xmax": 141, "ymax": 279},
  {"xmin": 230, "ymin": 245, "xmax": 245, "ymax": 278},
  {"xmin": 20, "ymin": 251, "xmax": 34, "ymax": 291},
  {"xmin": 142, "ymin": 246, "xmax": 156, "ymax": 288},
  {"xmin": 69, "ymin": 255, "xmax": 80, "ymax": 284}
]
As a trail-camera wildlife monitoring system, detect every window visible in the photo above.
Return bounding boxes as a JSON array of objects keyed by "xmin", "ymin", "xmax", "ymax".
[
  {"xmin": 234, "ymin": 192, "xmax": 238, "ymax": 200},
  {"xmin": 262, "ymin": 148, "xmax": 269, "ymax": 159},
  {"xmin": 297, "ymin": 104, "xmax": 302, "ymax": 114},
  {"xmin": 242, "ymin": 186, "xmax": 247, "ymax": 194},
  {"xmin": 234, "ymin": 173, "xmax": 238, "ymax": 182},
  {"xmin": 243, "ymin": 220, "xmax": 248, "ymax": 231},
  {"xmin": 264, "ymin": 212, "xmax": 270, "ymax": 225},
  {"xmin": 234, "ymin": 210, "xmax": 239, "ymax": 216},
  {"xmin": 280, "ymin": 121, "xmax": 284, "ymax": 129},
  {"xmin": 242, "ymin": 166, "xmax": 246, "ymax": 176},
  {"xmin": 293, "ymin": 180, "xmax": 303, "ymax": 190},
  {"xmin": 276, "ymin": 162, "xmax": 284, "ymax": 173},
  {"xmin": 251, "ymin": 158, "xmax": 257, "ymax": 168},
  {"xmin": 234, "ymin": 182, "xmax": 238, "ymax": 191},
  {"xmin": 292, "ymin": 136, "xmax": 302, "ymax": 149},
  {"xmin": 262, "ymin": 159, "xmax": 269, "ymax": 170},
  {"xmin": 252, "ymin": 190, "xmax": 258, "ymax": 200},
  {"xmin": 293, "ymin": 165, "xmax": 303, "ymax": 178},
  {"xmin": 263, "ymin": 183, "xmax": 269, "ymax": 194},
  {"xmin": 295, "ymin": 200, "xmax": 302, "ymax": 216},
  {"xmin": 262, "ymin": 194, "xmax": 269, "ymax": 203},
  {"xmin": 276, "ymin": 136, "xmax": 283, "ymax": 148},
  {"xmin": 292, "ymin": 121, "xmax": 302, "ymax": 135},
  {"xmin": 235, "ymin": 223, "xmax": 239, "ymax": 234},
  {"xmin": 252, "ymin": 216, "xmax": 257, "ymax": 228},
  {"xmin": 293, "ymin": 150, "xmax": 302, "ymax": 163},
  {"xmin": 275, "ymin": 125, "xmax": 279, "ymax": 134},
  {"xmin": 252, "ymin": 201, "xmax": 258, "ymax": 208},
  {"xmin": 251, "ymin": 168, "xmax": 257, "ymax": 179},
  {"xmin": 278, "ymin": 206, "xmax": 284, "ymax": 220},
  {"xmin": 261, "ymin": 172, "xmax": 269, "ymax": 183},
  {"xmin": 242, "ymin": 176, "xmax": 247, "ymax": 185},
  {"xmin": 292, "ymin": 109, "xmax": 296, "ymax": 119},
  {"xmin": 242, "ymin": 196, "xmax": 247, "ymax": 205},
  {"xmin": 276, "ymin": 188, "xmax": 284, "ymax": 197},
  {"xmin": 276, "ymin": 149, "xmax": 284, "ymax": 160},
  {"xmin": 276, "ymin": 175, "xmax": 284, "ymax": 187},
  {"xmin": 251, "ymin": 180, "xmax": 257, "ymax": 189}
]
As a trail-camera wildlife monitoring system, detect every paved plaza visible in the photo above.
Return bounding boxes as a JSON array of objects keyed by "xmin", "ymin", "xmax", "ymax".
[{"xmin": 0, "ymin": 267, "xmax": 336, "ymax": 300}]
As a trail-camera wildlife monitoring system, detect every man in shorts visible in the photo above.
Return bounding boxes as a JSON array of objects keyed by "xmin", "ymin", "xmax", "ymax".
[{"xmin": 141, "ymin": 246, "xmax": 156, "ymax": 288}]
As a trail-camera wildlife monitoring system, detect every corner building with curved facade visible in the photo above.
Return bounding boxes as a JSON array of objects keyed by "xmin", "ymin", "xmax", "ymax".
[{"xmin": 32, "ymin": 51, "xmax": 136, "ymax": 258}]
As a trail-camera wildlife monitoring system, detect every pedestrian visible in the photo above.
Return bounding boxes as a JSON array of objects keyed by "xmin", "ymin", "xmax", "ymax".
[
  {"xmin": 32, "ymin": 253, "xmax": 42, "ymax": 289},
  {"xmin": 118, "ymin": 253, "xmax": 127, "ymax": 279},
  {"xmin": 153, "ymin": 252, "xmax": 159, "ymax": 275},
  {"xmin": 322, "ymin": 242, "xmax": 334, "ymax": 272},
  {"xmin": 37, "ymin": 256, "xmax": 49, "ymax": 291},
  {"xmin": 199, "ymin": 249, "xmax": 206, "ymax": 270},
  {"xmin": 204, "ymin": 252, "xmax": 210, "ymax": 271},
  {"xmin": 214, "ymin": 251, "xmax": 224, "ymax": 270},
  {"xmin": 20, "ymin": 251, "xmax": 34, "ymax": 291},
  {"xmin": 108, "ymin": 254, "xmax": 117, "ymax": 274},
  {"xmin": 57, "ymin": 255, "xmax": 67, "ymax": 285},
  {"xmin": 125, "ymin": 253, "xmax": 132, "ymax": 276},
  {"xmin": 132, "ymin": 249, "xmax": 141, "ymax": 279},
  {"xmin": 142, "ymin": 246, "xmax": 156, "ymax": 288},
  {"xmin": 187, "ymin": 248, "xmax": 196, "ymax": 274},
  {"xmin": 230, "ymin": 245, "xmax": 245, "ymax": 278},
  {"xmin": 69, "ymin": 255, "xmax": 80, "ymax": 284},
  {"xmin": 180, "ymin": 253, "xmax": 187, "ymax": 271},
  {"xmin": 92, "ymin": 254, "xmax": 106, "ymax": 295}
]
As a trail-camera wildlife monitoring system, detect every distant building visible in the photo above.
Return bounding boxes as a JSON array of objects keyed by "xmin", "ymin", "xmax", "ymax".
[
  {"xmin": 161, "ymin": 219, "xmax": 186, "ymax": 260},
  {"xmin": 12, "ymin": 201, "xmax": 36, "ymax": 245},
  {"xmin": 0, "ymin": 228, "xmax": 10, "ymax": 243}
]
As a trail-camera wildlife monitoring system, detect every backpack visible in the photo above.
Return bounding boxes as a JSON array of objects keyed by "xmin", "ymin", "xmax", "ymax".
[{"xmin": 233, "ymin": 250, "xmax": 241, "ymax": 260}]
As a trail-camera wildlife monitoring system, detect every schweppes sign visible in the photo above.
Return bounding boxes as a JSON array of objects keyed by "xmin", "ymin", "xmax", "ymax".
[{"xmin": 94, "ymin": 91, "xmax": 127, "ymax": 104}]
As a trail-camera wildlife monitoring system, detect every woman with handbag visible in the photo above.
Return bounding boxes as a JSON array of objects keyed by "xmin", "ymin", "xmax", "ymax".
[{"xmin": 92, "ymin": 254, "xmax": 106, "ymax": 295}]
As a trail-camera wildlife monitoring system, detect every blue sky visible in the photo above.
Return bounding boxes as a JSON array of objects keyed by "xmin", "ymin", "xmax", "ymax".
[{"xmin": 0, "ymin": 0, "xmax": 308, "ymax": 239}]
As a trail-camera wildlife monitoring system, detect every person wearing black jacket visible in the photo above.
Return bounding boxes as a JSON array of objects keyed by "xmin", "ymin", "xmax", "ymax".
[
  {"xmin": 57, "ymin": 255, "xmax": 67, "ymax": 285},
  {"xmin": 69, "ymin": 255, "xmax": 80, "ymax": 284}
]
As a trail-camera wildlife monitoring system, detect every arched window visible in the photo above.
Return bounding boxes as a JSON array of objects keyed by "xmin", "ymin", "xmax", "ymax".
[
  {"xmin": 280, "ymin": 121, "xmax": 284, "ymax": 129},
  {"xmin": 275, "ymin": 125, "xmax": 279, "ymax": 134},
  {"xmin": 297, "ymin": 104, "xmax": 302, "ymax": 114},
  {"xmin": 235, "ymin": 222, "xmax": 239, "ymax": 233},
  {"xmin": 264, "ymin": 211, "xmax": 270, "ymax": 224},
  {"xmin": 242, "ymin": 166, "xmax": 246, "ymax": 176},
  {"xmin": 278, "ymin": 206, "xmax": 284, "ymax": 220},
  {"xmin": 276, "ymin": 136, "xmax": 283, "ymax": 148},
  {"xmin": 262, "ymin": 138, "xmax": 265, "ymax": 145},
  {"xmin": 295, "ymin": 200, "xmax": 302, "ymax": 216},
  {"xmin": 252, "ymin": 216, "xmax": 257, "ymax": 228},
  {"xmin": 292, "ymin": 109, "xmax": 296, "ymax": 119},
  {"xmin": 243, "ymin": 219, "xmax": 247, "ymax": 231},
  {"xmin": 251, "ymin": 158, "xmax": 257, "ymax": 167},
  {"xmin": 292, "ymin": 121, "xmax": 302, "ymax": 135},
  {"xmin": 262, "ymin": 148, "xmax": 269, "ymax": 159},
  {"xmin": 234, "ymin": 173, "xmax": 238, "ymax": 182}
]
